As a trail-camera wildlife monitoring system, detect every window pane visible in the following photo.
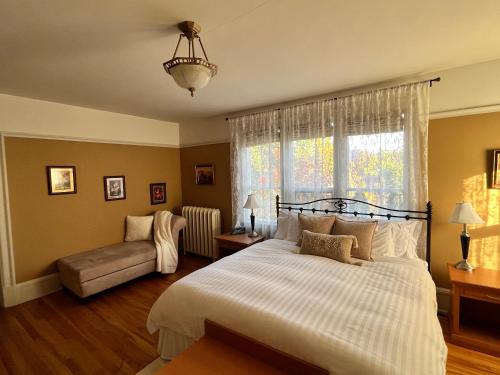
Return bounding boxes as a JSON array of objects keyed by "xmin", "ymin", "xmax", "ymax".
[
  {"xmin": 247, "ymin": 142, "xmax": 280, "ymax": 223},
  {"xmin": 292, "ymin": 136, "xmax": 334, "ymax": 207},
  {"xmin": 347, "ymin": 131, "xmax": 404, "ymax": 209}
]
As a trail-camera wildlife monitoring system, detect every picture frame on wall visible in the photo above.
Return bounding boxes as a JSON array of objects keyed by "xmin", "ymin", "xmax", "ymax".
[
  {"xmin": 150, "ymin": 183, "xmax": 167, "ymax": 205},
  {"xmin": 103, "ymin": 176, "xmax": 126, "ymax": 201},
  {"xmin": 195, "ymin": 164, "xmax": 215, "ymax": 185},
  {"xmin": 492, "ymin": 150, "xmax": 500, "ymax": 189},
  {"xmin": 47, "ymin": 166, "xmax": 77, "ymax": 195}
]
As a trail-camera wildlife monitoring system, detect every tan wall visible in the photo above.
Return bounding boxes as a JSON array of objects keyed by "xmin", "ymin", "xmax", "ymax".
[
  {"xmin": 5, "ymin": 137, "xmax": 181, "ymax": 283},
  {"xmin": 180, "ymin": 143, "xmax": 232, "ymax": 233},
  {"xmin": 429, "ymin": 112, "xmax": 500, "ymax": 287}
]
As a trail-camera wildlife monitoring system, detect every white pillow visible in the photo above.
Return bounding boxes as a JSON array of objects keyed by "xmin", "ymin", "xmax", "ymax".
[
  {"xmin": 125, "ymin": 215, "xmax": 153, "ymax": 242},
  {"xmin": 273, "ymin": 211, "xmax": 300, "ymax": 242},
  {"xmin": 286, "ymin": 212, "xmax": 300, "ymax": 243},
  {"xmin": 340, "ymin": 215, "xmax": 422, "ymax": 259},
  {"xmin": 371, "ymin": 222, "xmax": 396, "ymax": 257},
  {"xmin": 388, "ymin": 221, "xmax": 422, "ymax": 258},
  {"xmin": 273, "ymin": 213, "xmax": 290, "ymax": 240}
]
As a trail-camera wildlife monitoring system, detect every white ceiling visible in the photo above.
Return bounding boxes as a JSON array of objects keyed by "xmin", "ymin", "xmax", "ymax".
[{"xmin": 1, "ymin": 0, "xmax": 500, "ymax": 124}]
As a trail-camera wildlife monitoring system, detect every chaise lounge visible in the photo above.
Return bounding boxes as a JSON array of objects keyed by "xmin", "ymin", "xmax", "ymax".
[{"xmin": 57, "ymin": 215, "xmax": 186, "ymax": 298}]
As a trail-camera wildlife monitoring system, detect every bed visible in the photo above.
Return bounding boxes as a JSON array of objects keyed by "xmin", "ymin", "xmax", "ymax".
[{"xmin": 147, "ymin": 197, "xmax": 447, "ymax": 375}]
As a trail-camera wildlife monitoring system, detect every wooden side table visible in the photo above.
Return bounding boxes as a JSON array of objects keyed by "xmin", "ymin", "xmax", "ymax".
[
  {"xmin": 448, "ymin": 263, "xmax": 500, "ymax": 356},
  {"xmin": 215, "ymin": 233, "xmax": 264, "ymax": 257}
]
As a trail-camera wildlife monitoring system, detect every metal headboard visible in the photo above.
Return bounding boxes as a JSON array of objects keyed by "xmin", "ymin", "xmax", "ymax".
[{"xmin": 275, "ymin": 195, "xmax": 432, "ymax": 271}]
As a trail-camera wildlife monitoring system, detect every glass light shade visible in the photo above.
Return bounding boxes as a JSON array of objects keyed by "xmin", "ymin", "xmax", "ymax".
[
  {"xmin": 448, "ymin": 202, "xmax": 484, "ymax": 224},
  {"xmin": 169, "ymin": 63, "xmax": 212, "ymax": 92},
  {"xmin": 243, "ymin": 194, "xmax": 260, "ymax": 209}
]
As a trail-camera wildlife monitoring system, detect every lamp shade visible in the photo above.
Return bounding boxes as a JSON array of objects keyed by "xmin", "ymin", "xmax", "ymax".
[
  {"xmin": 169, "ymin": 63, "xmax": 213, "ymax": 92},
  {"xmin": 448, "ymin": 202, "xmax": 484, "ymax": 224},
  {"xmin": 243, "ymin": 194, "xmax": 260, "ymax": 209}
]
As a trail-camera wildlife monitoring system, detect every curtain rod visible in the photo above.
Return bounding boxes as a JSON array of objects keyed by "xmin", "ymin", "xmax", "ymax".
[{"xmin": 225, "ymin": 77, "xmax": 441, "ymax": 121}]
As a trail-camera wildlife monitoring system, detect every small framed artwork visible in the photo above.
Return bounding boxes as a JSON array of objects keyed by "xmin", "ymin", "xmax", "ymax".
[
  {"xmin": 103, "ymin": 176, "xmax": 126, "ymax": 201},
  {"xmin": 195, "ymin": 164, "xmax": 215, "ymax": 185},
  {"xmin": 492, "ymin": 150, "xmax": 500, "ymax": 189},
  {"xmin": 150, "ymin": 183, "xmax": 167, "ymax": 205},
  {"xmin": 47, "ymin": 166, "xmax": 77, "ymax": 195}
]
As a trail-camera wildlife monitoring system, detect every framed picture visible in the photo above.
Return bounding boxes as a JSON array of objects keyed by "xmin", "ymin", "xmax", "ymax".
[
  {"xmin": 47, "ymin": 166, "xmax": 77, "ymax": 195},
  {"xmin": 492, "ymin": 150, "xmax": 500, "ymax": 188},
  {"xmin": 103, "ymin": 176, "xmax": 126, "ymax": 201},
  {"xmin": 150, "ymin": 183, "xmax": 167, "ymax": 205},
  {"xmin": 195, "ymin": 164, "xmax": 215, "ymax": 185}
]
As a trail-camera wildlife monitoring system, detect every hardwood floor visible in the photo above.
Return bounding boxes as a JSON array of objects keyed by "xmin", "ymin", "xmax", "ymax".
[
  {"xmin": 0, "ymin": 254, "xmax": 499, "ymax": 374},
  {"xmin": 439, "ymin": 317, "xmax": 500, "ymax": 374},
  {"xmin": 0, "ymin": 254, "xmax": 211, "ymax": 375}
]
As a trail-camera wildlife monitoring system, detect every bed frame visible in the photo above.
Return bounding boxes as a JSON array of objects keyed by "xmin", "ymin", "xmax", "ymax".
[{"xmin": 275, "ymin": 195, "xmax": 432, "ymax": 270}]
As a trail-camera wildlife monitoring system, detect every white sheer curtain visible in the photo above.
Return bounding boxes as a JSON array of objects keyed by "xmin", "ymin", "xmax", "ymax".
[
  {"xmin": 281, "ymin": 102, "xmax": 334, "ymax": 209},
  {"xmin": 229, "ymin": 81, "xmax": 430, "ymax": 239},
  {"xmin": 333, "ymin": 82, "xmax": 430, "ymax": 212},
  {"xmin": 229, "ymin": 111, "xmax": 281, "ymax": 237}
]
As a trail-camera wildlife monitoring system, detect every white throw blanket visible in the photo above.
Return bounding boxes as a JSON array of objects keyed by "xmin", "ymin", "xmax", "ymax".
[{"xmin": 153, "ymin": 210, "xmax": 177, "ymax": 274}]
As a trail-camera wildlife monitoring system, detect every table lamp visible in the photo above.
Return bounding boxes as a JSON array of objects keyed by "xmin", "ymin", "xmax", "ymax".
[
  {"xmin": 448, "ymin": 202, "xmax": 484, "ymax": 271},
  {"xmin": 243, "ymin": 194, "xmax": 260, "ymax": 237}
]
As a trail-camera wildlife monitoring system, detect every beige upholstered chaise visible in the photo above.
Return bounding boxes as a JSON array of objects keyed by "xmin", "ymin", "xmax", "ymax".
[{"xmin": 57, "ymin": 215, "xmax": 186, "ymax": 298}]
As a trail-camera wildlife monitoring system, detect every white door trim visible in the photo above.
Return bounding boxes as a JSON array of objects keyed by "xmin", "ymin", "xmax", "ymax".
[
  {"xmin": 2, "ymin": 273, "xmax": 61, "ymax": 307},
  {"xmin": 0, "ymin": 134, "xmax": 16, "ymax": 307}
]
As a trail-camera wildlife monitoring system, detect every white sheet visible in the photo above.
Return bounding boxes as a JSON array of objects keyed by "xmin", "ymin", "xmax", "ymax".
[{"xmin": 147, "ymin": 239, "xmax": 446, "ymax": 374}]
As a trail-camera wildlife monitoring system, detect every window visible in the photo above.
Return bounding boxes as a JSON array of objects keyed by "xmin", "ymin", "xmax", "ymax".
[
  {"xmin": 244, "ymin": 141, "xmax": 280, "ymax": 226},
  {"xmin": 347, "ymin": 131, "xmax": 404, "ymax": 209},
  {"xmin": 290, "ymin": 136, "xmax": 334, "ymax": 204},
  {"xmin": 231, "ymin": 82, "xmax": 429, "ymax": 237}
]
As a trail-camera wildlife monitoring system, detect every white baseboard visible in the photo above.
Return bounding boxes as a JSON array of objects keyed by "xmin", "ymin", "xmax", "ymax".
[
  {"xmin": 1, "ymin": 273, "xmax": 61, "ymax": 307},
  {"xmin": 436, "ymin": 287, "xmax": 451, "ymax": 316}
]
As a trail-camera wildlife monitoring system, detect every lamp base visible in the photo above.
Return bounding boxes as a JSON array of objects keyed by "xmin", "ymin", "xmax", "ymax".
[
  {"xmin": 248, "ymin": 231, "xmax": 259, "ymax": 238},
  {"xmin": 455, "ymin": 259, "xmax": 474, "ymax": 272}
]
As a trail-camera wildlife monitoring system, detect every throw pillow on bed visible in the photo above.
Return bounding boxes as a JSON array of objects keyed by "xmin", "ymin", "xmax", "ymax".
[
  {"xmin": 382, "ymin": 220, "xmax": 422, "ymax": 258},
  {"xmin": 300, "ymin": 230, "xmax": 357, "ymax": 264},
  {"xmin": 125, "ymin": 215, "xmax": 154, "ymax": 242},
  {"xmin": 273, "ymin": 212, "xmax": 291, "ymax": 240},
  {"xmin": 296, "ymin": 213, "xmax": 336, "ymax": 246},
  {"xmin": 331, "ymin": 217, "xmax": 377, "ymax": 260},
  {"xmin": 339, "ymin": 215, "xmax": 422, "ymax": 259}
]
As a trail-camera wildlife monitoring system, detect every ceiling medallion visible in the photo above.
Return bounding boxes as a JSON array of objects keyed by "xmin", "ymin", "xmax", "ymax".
[{"xmin": 163, "ymin": 21, "xmax": 218, "ymax": 97}]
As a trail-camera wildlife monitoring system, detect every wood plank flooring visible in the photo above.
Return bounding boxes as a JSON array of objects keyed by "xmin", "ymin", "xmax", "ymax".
[
  {"xmin": 0, "ymin": 254, "xmax": 499, "ymax": 374},
  {"xmin": 0, "ymin": 254, "xmax": 210, "ymax": 375}
]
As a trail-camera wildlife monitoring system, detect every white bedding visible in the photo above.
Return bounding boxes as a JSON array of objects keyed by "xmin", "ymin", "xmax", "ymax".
[{"xmin": 147, "ymin": 239, "xmax": 446, "ymax": 375}]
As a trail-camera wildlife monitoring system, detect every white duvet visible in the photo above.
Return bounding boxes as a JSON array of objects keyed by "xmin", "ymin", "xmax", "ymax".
[{"xmin": 147, "ymin": 239, "xmax": 447, "ymax": 375}]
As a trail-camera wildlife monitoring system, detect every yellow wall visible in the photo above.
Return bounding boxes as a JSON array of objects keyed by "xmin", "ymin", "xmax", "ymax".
[
  {"xmin": 180, "ymin": 143, "xmax": 232, "ymax": 233},
  {"xmin": 5, "ymin": 137, "xmax": 181, "ymax": 282},
  {"xmin": 429, "ymin": 112, "xmax": 500, "ymax": 287}
]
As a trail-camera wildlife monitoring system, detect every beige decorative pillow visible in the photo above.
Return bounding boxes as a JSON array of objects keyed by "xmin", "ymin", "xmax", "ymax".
[
  {"xmin": 331, "ymin": 217, "xmax": 377, "ymax": 260},
  {"xmin": 296, "ymin": 213, "xmax": 336, "ymax": 246},
  {"xmin": 300, "ymin": 230, "xmax": 356, "ymax": 264},
  {"xmin": 125, "ymin": 215, "xmax": 153, "ymax": 242}
]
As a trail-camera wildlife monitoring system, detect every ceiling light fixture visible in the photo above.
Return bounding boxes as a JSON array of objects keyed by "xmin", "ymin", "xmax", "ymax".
[{"xmin": 163, "ymin": 21, "xmax": 217, "ymax": 97}]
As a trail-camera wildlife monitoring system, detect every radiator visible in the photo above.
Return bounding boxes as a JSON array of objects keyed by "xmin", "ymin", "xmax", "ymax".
[{"xmin": 182, "ymin": 206, "xmax": 221, "ymax": 260}]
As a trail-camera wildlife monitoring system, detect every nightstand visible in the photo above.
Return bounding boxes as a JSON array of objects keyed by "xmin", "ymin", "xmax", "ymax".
[
  {"xmin": 215, "ymin": 232, "xmax": 264, "ymax": 257},
  {"xmin": 448, "ymin": 263, "xmax": 500, "ymax": 356}
]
